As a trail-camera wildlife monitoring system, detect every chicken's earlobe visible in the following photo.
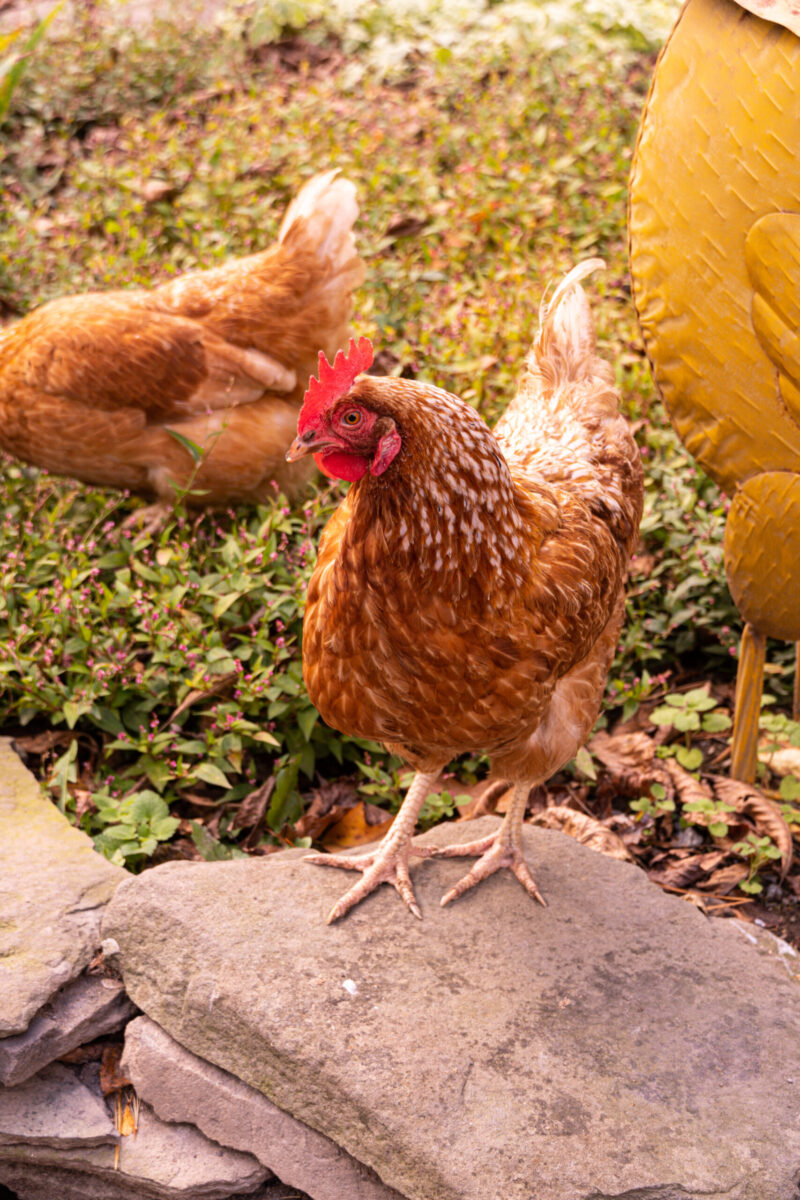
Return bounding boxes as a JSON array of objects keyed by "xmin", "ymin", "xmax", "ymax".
[{"xmin": 370, "ymin": 422, "xmax": 402, "ymax": 476}]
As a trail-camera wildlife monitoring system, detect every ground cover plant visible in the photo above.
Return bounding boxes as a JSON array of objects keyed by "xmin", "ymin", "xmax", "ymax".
[{"xmin": 2, "ymin": 0, "xmax": 799, "ymax": 937}]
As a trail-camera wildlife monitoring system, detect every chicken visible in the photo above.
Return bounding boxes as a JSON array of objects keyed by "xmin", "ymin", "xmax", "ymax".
[
  {"xmin": 286, "ymin": 260, "xmax": 644, "ymax": 922},
  {"xmin": 628, "ymin": 0, "xmax": 800, "ymax": 780},
  {"xmin": 0, "ymin": 170, "xmax": 365, "ymax": 523}
]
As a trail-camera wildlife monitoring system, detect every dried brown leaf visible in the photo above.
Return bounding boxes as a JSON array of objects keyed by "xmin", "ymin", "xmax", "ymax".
[
  {"xmin": 663, "ymin": 757, "xmax": 714, "ymax": 806},
  {"xmin": 758, "ymin": 740, "xmax": 800, "ymax": 778},
  {"xmin": 100, "ymin": 1044, "xmax": 131, "ymax": 1097},
  {"xmin": 58, "ymin": 1040, "xmax": 107, "ymax": 1064},
  {"xmin": 385, "ymin": 213, "xmax": 429, "ymax": 239},
  {"xmin": 73, "ymin": 788, "xmax": 96, "ymax": 820},
  {"xmin": 530, "ymin": 805, "xmax": 633, "ymax": 862},
  {"xmin": 231, "ymin": 778, "xmax": 274, "ymax": 832},
  {"xmin": 464, "ymin": 779, "xmax": 511, "ymax": 818},
  {"xmin": 138, "ymin": 178, "xmax": 180, "ymax": 204},
  {"xmin": 167, "ymin": 672, "xmax": 238, "ymax": 723},
  {"xmin": 648, "ymin": 850, "xmax": 727, "ymax": 889},
  {"xmin": 294, "ymin": 779, "xmax": 360, "ymax": 840},
  {"xmin": 321, "ymin": 801, "xmax": 393, "ymax": 850},
  {"xmin": 700, "ymin": 863, "xmax": 750, "ymax": 894},
  {"xmin": 12, "ymin": 730, "xmax": 77, "ymax": 755},
  {"xmin": 589, "ymin": 730, "xmax": 671, "ymax": 799},
  {"xmin": 712, "ymin": 777, "xmax": 794, "ymax": 878}
]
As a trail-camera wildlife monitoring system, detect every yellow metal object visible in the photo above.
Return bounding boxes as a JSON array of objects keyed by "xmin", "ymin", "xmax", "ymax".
[
  {"xmin": 724, "ymin": 473, "xmax": 800, "ymax": 643},
  {"xmin": 730, "ymin": 624, "xmax": 766, "ymax": 782},
  {"xmin": 629, "ymin": 0, "xmax": 800, "ymax": 780}
]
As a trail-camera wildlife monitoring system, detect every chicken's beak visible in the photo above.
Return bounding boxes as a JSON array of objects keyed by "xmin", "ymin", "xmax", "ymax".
[{"xmin": 286, "ymin": 430, "xmax": 331, "ymax": 462}]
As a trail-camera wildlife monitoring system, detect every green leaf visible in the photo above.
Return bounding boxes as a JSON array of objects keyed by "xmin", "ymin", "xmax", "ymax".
[
  {"xmin": 675, "ymin": 745, "xmax": 703, "ymax": 770},
  {"xmin": 701, "ymin": 710, "xmax": 731, "ymax": 732},
  {"xmin": 573, "ymin": 745, "xmax": 596, "ymax": 780},
  {"xmin": 708, "ymin": 821, "xmax": 729, "ymax": 838},
  {"xmin": 189, "ymin": 821, "xmax": 244, "ymax": 861},
  {"xmin": 268, "ymin": 760, "xmax": 300, "ymax": 830},
  {"xmin": 192, "ymin": 762, "xmax": 232, "ymax": 789},
  {"xmin": 62, "ymin": 700, "xmax": 91, "ymax": 729},
  {"xmin": 253, "ymin": 730, "xmax": 280, "ymax": 746},
  {"xmin": 672, "ymin": 709, "xmax": 700, "ymax": 732},
  {"xmin": 166, "ymin": 428, "xmax": 204, "ymax": 463},
  {"xmin": 141, "ymin": 755, "xmax": 172, "ymax": 792},
  {"xmin": 0, "ymin": 2, "xmax": 63, "ymax": 126},
  {"xmin": 297, "ymin": 706, "xmax": 318, "ymax": 742},
  {"xmin": 129, "ymin": 791, "xmax": 170, "ymax": 825},
  {"xmin": 649, "ymin": 706, "xmax": 676, "ymax": 727},
  {"xmin": 213, "ymin": 591, "xmax": 243, "ymax": 619},
  {"xmin": 779, "ymin": 775, "xmax": 800, "ymax": 801},
  {"xmin": 151, "ymin": 816, "xmax": 180, "ymax": 841}
]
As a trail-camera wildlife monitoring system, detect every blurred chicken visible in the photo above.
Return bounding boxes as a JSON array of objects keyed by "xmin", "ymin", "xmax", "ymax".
[
  {"xmin": 629, "ymin": 0, "xmax": 800, "ymax": 781},
  {"xmin": 0, "ymin": 171, "xmax": 365, "ymax": 524},
  {"xmin": 287, "ymin": 261, "xmax": 643, "ymax": 922}
]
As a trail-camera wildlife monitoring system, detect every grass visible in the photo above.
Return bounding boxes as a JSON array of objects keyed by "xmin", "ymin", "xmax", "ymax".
[{"xmin": 1, "ymin": 0, "xmax": 793, "ymax": 868}]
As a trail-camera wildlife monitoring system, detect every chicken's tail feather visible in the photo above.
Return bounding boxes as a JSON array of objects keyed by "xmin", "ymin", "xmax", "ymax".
[
  {"xmin": 279, "ymin": 169, "xmax": 365, "ymax": 299},
  {"xmin": 524, "ymin": 257, "xmax": 619, "ymax": 419}
]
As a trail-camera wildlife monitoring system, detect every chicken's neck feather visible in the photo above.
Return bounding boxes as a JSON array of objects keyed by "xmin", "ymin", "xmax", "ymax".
[{"xmin": 339, "ymin": 380, "xmax": 556, "ymax": 601}]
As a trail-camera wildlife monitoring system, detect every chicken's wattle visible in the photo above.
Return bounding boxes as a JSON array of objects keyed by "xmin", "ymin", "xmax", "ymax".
[{"xmin": 314, "ymin": 449, "xmax": 369, "ymax": 481}]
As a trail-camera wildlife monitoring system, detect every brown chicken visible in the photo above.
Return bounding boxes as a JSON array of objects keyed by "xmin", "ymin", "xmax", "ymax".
[
  {"xmin": 0, "ymin": 171, "xmax": 364, "ymax": 523},
  {"xmin": 286, "ymin": 260, "xmax": 644, "ymax": 922}
]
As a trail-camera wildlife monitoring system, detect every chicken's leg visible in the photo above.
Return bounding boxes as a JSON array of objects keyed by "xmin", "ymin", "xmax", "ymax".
[
  {"xmin": 304, "ymin": 769, "xmax": 443, "ymax": 923},
  {"xmin": 429, "ymin": 780, "xmax": 546, "ymax": 908}
]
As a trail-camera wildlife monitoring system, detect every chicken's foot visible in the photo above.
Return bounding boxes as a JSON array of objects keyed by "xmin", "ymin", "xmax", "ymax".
[
  {"xmin": 304, "ymin": 769, "xmax": 444, "ymax": 923},
  {"xmin": 430, "ymin": 780, "xmax": 546, "ymax": 908}
]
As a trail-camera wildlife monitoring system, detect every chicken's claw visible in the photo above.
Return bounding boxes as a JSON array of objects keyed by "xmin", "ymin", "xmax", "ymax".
[
  {"xmin": 304, "ymin": 839, "xmax": 439, "ymax": 924},
  {"xmin": 433, "ymin": 831, "xmax": 547, "ymax": 908}
]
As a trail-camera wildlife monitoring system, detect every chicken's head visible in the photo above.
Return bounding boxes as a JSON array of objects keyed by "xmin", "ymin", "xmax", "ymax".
[{"xmin": 286, "ymin": 337, "xmax": 402, "ymax": 482}]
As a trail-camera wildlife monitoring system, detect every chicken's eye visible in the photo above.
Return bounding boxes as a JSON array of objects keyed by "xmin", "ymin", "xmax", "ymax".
[{"xmin": 342, "ymin": 410, "xmax": 362, "ymax": 426}]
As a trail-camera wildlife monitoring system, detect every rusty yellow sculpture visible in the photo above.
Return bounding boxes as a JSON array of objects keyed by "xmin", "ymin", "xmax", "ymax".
[{"xmin": 629, "ymin": 0, "xmax": 800, "ymax": 782}]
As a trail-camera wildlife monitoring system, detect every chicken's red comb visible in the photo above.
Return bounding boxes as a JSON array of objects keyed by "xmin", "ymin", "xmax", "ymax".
[{"xmin": 298, "ymin": 336, "xmax": 374, "ymax": 430}]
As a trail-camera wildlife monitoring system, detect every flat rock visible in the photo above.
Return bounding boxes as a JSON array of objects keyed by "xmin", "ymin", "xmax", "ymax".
[
  {"xmin": 0, "ymin": 973, "xmax": 136, "ymax": 1086},
  {"xmin": 0, "ymin": 1062, "xmax": 116, "ymax": 1148},
  {"xmin": 122, "ymin": 1015, "xmax": 402, "ymax": 1200},
  {"xmin": 0, "ymin": 1082, "xmax": 269, "ymax": 1199},
  {"xmin": 0, "ymin": 739, "xmax": 126, "ymax": 1036},
  {"xmin": 102, "ymin": 818, "xmax": 800, "ymax": 1200}
]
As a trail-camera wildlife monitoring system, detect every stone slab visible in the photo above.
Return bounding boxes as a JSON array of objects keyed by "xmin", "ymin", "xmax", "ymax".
[
  {"xmin": 0, "ymin": 1092, "xmax": 269, "ymax": 1199},
  {"xmin": 0, "ymin": 974, "xmax": 136, "ymax": 1086},
  {"xmin": 122, "ymin": 1015, "xmax": 403, "ymax": 1200},
  {"xmin": 0, "ymin": 739, "xmax": 126, "ymax": 1036},
  {"xmin": 0, "ymin": 1062, "xmax": 116, "ymax": 1148},
  {"xmin": 0, "ymin": 1166, "xmax": 280, "ymax": 1200},
  {"xmin": 103, "ymin": 817, "xmax": 800, "ymax": 1200}
]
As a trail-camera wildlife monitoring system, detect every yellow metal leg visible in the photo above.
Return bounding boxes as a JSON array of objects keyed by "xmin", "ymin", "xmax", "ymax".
[
  {"xmin": 794, "ymin": 643, "xmax": 800, "ymax": 723},
  {"xmin": 730, "ymin": 624, "xmax": 767, "ymax": 782}
]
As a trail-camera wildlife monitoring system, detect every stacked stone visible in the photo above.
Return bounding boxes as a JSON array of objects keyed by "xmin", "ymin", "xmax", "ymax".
[
  {"xmin": 0, "ymin": 742, "xmax": 274, "ymax": 1200},
  {"xmin": 4, "ymin": 737, "xmax": 800, "ymax": 1200}
]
